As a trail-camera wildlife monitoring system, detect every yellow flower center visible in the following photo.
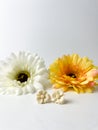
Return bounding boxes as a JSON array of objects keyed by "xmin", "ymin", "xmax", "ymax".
[
  {"xmin": 16, "ymin": 71, "xmax": 30, "ymax": 83},
  {"xmin": 67, "ymin": 73, "xmax": 76, "ymax": 78}
]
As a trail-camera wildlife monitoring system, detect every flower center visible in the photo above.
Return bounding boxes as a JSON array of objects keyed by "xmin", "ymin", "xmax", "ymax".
[
  {"xmin": 67, "ymin": 73, "xmax": 76, "ymax": 78},
  {"xmin": 16, "ymin": 71, "xmax": 30, "ymax": 83}
]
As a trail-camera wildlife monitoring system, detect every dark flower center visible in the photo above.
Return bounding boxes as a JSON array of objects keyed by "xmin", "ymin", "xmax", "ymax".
[
  {"xmin": 16, "ymin": 72, "xmax": 30, "ymax": 83},
  {"xmin": 67, "ymin": 73, "xmax": 76, "ymax": 78}
]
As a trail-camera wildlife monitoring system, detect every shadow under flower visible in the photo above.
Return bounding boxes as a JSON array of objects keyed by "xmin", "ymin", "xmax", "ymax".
[
  {"xmin": 64, "ymin": 99, "xmax": 74, "ymax": 105},
  {"xmin": 94, "ymin": 86, "xmax": 98, "ymax": 93}
]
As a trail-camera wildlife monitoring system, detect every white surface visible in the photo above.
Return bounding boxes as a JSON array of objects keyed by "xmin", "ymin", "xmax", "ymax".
[
  {"xmin": 0, "ymin": 90, "xmax": 98, "ymax": 130},
  {"xmin": 0, "ymin": 0, "xmax": 98, "ymax": 130}
]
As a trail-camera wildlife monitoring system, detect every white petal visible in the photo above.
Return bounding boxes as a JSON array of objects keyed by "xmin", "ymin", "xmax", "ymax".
[
  {"xmin": 22, "ymin": 87, "xmax": 28, "ymax": 94},
  {"xmin": 14, "ymin": 88, "xmax": 23, "ymax": 95},
  {"xmin": 26, "ymin": 85, "xmax": 35, "ymax": 93},
  {"xmin": 33, "ymin": 82, "xmax": 44, "ymax": 90}
]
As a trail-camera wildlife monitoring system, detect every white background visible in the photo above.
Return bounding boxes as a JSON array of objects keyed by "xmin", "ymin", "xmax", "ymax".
[{"xmin": 0, "ymin": 0, "xmax": 98, "ymax": 130}]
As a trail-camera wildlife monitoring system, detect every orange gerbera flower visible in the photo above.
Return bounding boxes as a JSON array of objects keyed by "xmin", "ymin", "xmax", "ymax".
[{"xmin": 49, "ymin": 54, "xmax": 98, "ymax": 93}]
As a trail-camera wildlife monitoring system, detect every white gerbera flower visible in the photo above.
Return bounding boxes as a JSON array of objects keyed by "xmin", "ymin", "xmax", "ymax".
[{"xmin": 0, "ymin": 52, "xmax": 50, "ymax": 95}]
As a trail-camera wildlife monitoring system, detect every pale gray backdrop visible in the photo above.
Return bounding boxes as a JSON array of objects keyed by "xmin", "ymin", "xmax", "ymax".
[{"xmin": 0, "ymin": 0, "xmax": 98, "ymax": 66}]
